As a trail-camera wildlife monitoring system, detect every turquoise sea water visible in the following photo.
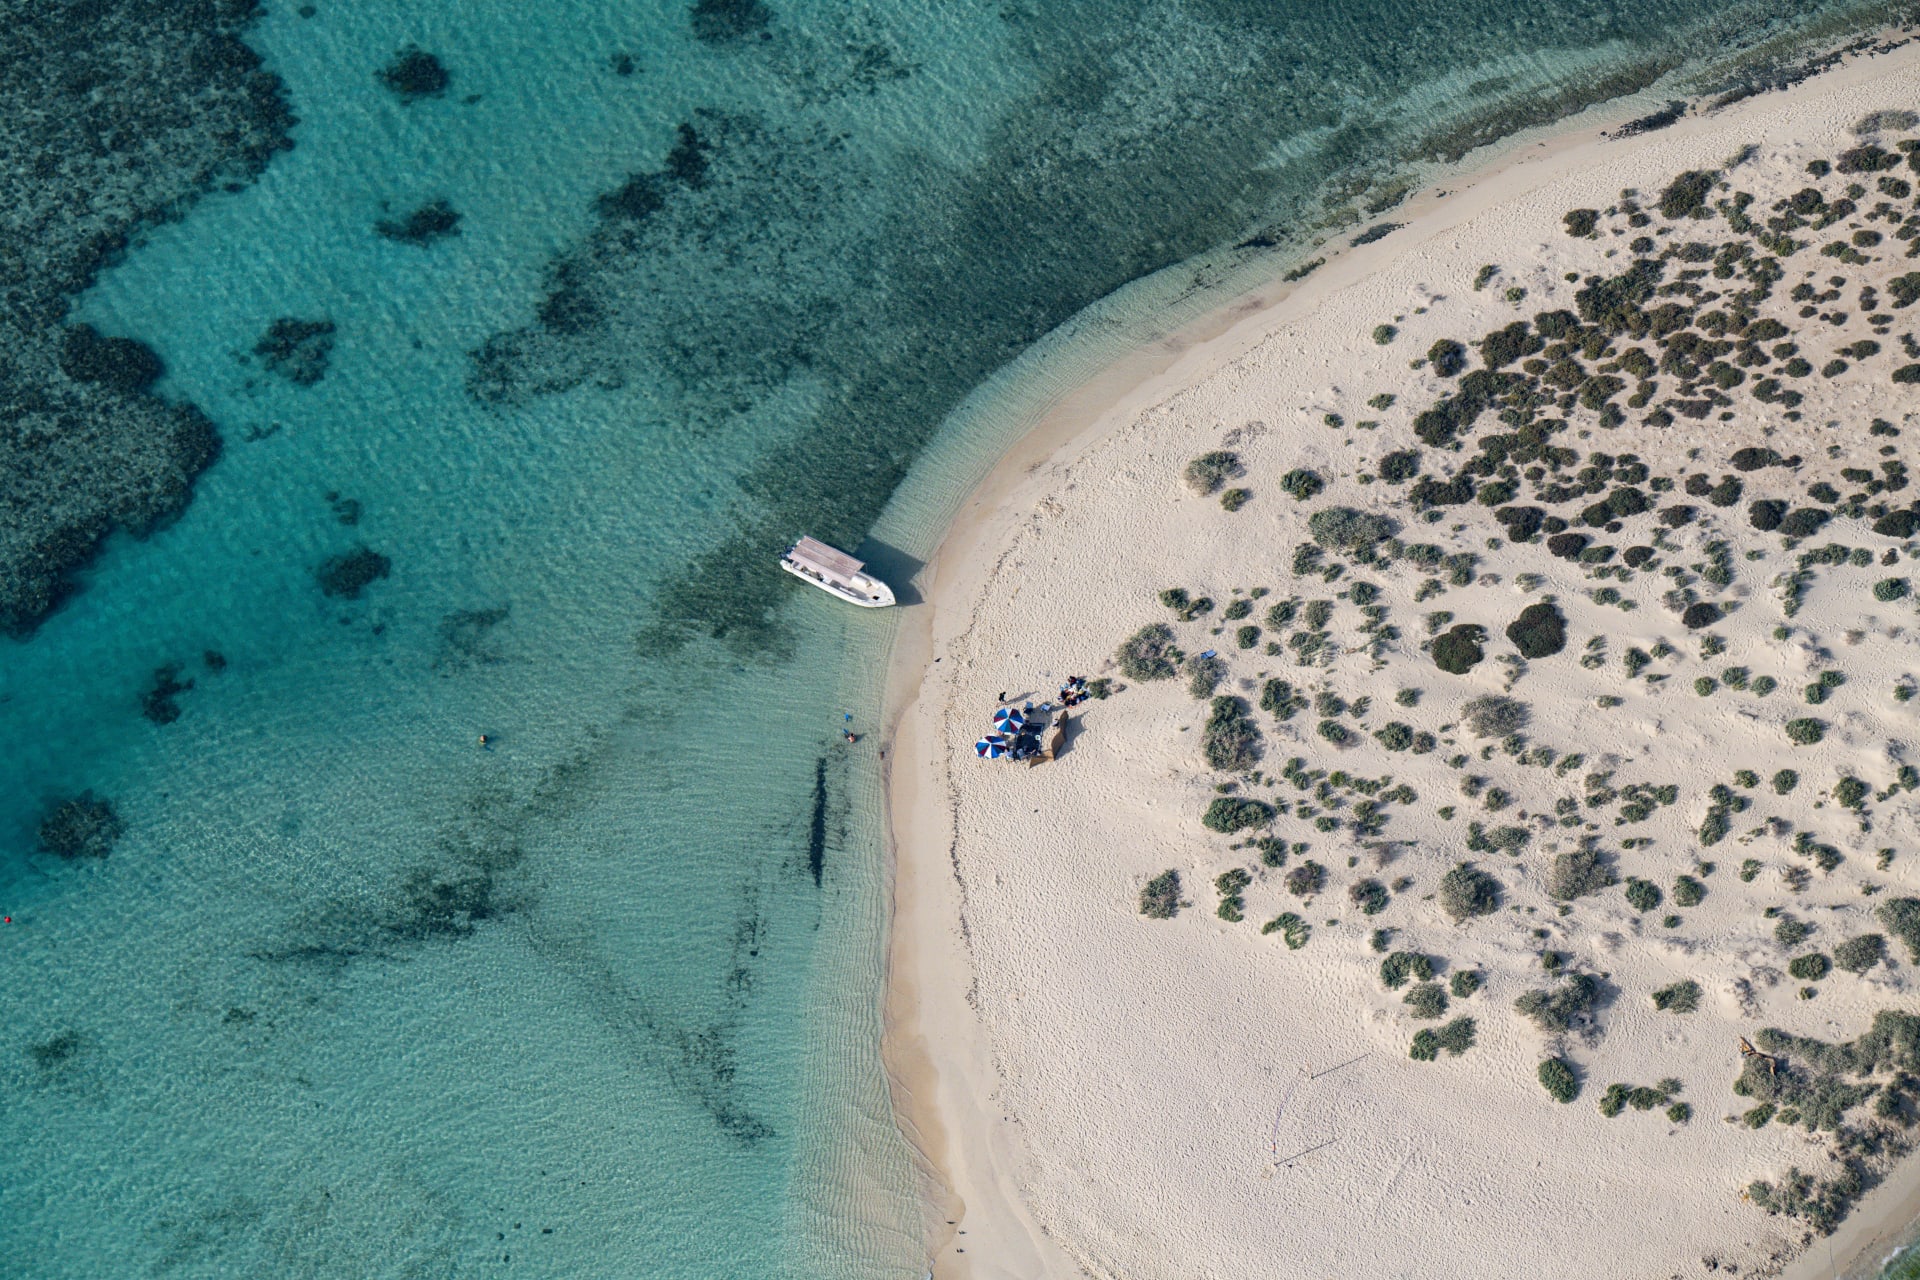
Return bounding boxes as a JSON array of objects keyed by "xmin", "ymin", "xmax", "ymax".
[{"xmin": 0, "ymin": 1, "xmax": 1900, "ymax": 1276}]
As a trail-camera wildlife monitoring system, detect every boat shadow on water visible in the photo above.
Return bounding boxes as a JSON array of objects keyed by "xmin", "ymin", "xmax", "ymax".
[{"xmin": 850, "ymin": 538, "xmax": 924, "ymax": 607}]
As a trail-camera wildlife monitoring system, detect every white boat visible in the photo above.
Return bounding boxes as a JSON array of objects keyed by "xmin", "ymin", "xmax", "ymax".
[{"xmin": 780, "ymin": 536, "xmax": 895, "ymax": 608}]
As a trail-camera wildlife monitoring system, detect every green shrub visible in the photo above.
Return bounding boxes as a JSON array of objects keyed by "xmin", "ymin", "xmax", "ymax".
[
  {"xmin": 1658, "ymin": 170, "xmax": 1715, "ymax": 218},
  {"xmin": 1185, "ymin": 450, "xmax": 1243, "ymax": 494},
  {"xmin": 1221, "ymin": 488, "xmax": 1250, "ymax": 512},
  {"xmin": 1788, "ymin": 952, "xmax": 1832, "ymax": 981},
  {"xmin": 1877, "ymin": 897, "xmax": 1920, "ymax": 962},
  {"xmin": 1774, "ymin": 915, "xmax": 1812, "ymax": 947},
  {"xmin": 1772, "ymin": 769, "xmax": 1799, "ymax": 794},
  {"xmin": 1261, "ymin": 912, "xmax": 1311, "ymax": 948},
  {"xmin": 1432, "ymin": 624, "xmax": 1486, "ymax": 674},
  {"xmin": 1349, "ymin": 878, "xmax": 1390, "ymax": 915},
  {"xmin": 1216, "ymin": 868, "xmax": 1252, "ymax": 921},
  {"xmin": 1372, "ymin": 324, "xmax": 1397, "ymax": 344},
  {"xmin": 1652, "ymin": 979, "xmax": 1702, "ymax": 1013},
  {"xmin": 1317, "ymin": 718, "xmax": 1351, "ymax": 746},
  {"xmin": 1875, "ymin": 577, "xmax": 1912, "ymax": 602},
  {"xmin": 1308, "ymin": 506, "xmax": 1396, "ymax": 553},
  {"xmin": 1505, "ymin": 602, "xmax": 1567, "ymax": 659},
  {"xmin": 1427, "ymin": 338, "xmax": 1467, "ymax": 377},
  {"xmin": 1461, "ymin": 694, "xmax": 1527, "ymax": 738},
  {"xmin": 1438, "ymin": 862, "xmax": 1502, "ymax": 921},
  {"xmin": 1285, "ymin": 860, "xmax": 1326, "ymax": 897},
  {"xmin": 1834, "ymin": 776, "xmax": 1867, "ymax": 810},
  {"xmin": 1280, "ymin": 468, "xmax": 1325, "ymax": 501},
  {"xmin": 1378, "ymin": 450, "xmax": 1421, "ymax": 483},
  {"xmin": 1784, "ymin": 718, "xmax": 1826, "ymax": 745},
  {"xmin": 1235, "ymin": 624, "xmax": 1260, "ymax": 649},
  {"xmin": 1672, "ymin": 875, "xmax": 1705, "ymax": 907},
  {"xmin": 1381, "ymin": 951, "xmax": 1434, "ymax": 989},
  {"xmin": 1623, "ymin": 877, "xmax": 1662, "ymax": 912},
  {"xmin": 1563, "ymin": 209, "xmax": 1600, "ymax": 237},
  {"xmin": 1547, "ymin": 845, "xmax": 1616, "ymax": 901},
  {"xmin": 1374, "ymin": 721, "xmax": 1414, "ymax": 751},
  {"xmin": 1140, "ymin": 870, "xmax": 1182, "ymax": 918},
  {"xmin": 1435, "ymin": 1016, "xmax": 1476, "ymax": 1054},
  {"xmin": 1203, "ymin": 797, "xmax": 1274, "ymax": 833},
  {"xmin": 1833, "ymin": 934, "xmax": 1885, "ymax": 974},
  {"xmin": 1752, "ymin": 675, "xmax": 1777, "ymax": 696},
  {"xmin": 1515, "ymin": 973, "xmax": 1600, "ymax": 1033},
  {"xmin": 1667, "ymin": 1102, "xmax": 1692, "ymax": 1123},
  {"xmin": 1118, "ymin": 623, "xmax": 1180, "ymax": 680},
  {"xmin": 1404, "ymin": 982, "xmax": 1449, "ymax": 1019},
  {"xmin": 1202, "ymin": 696, "xmax": 1263, "ymax": 771},
  {"xmin": 1538, "ymin": 1056, "xmax": 1580, "ymax": 1102},
  {"xmin": 1450, "ymin": 970, "xmax": 1481, "ymax": 999},
  {"xmin": 1185, "ymin": 653, "xmax": 1227, "ymax": 699},
  {"xmin": 1259, "ymin": 678, "xmax": 1306, "ymax": 720}
]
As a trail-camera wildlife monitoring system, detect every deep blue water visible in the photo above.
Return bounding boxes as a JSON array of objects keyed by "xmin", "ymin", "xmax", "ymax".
[{"xmin": 0, "ymin": 1, "xmax": 1895, "ymax": 1276}]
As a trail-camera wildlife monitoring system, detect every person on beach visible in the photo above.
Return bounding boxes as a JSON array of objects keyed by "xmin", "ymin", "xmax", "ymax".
[{"xmin": 997, "ymin": 691, "xmax": 1007, "ymax": 703}]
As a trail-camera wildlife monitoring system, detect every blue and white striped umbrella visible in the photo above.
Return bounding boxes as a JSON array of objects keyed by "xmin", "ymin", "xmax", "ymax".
[
  {"xmin": 993, "ymin": 708, "xmax": 1025, "ymax": 731},
  {"xmin": 974, "ymin": 739, "xmax": 1007, "ymax": 758}
]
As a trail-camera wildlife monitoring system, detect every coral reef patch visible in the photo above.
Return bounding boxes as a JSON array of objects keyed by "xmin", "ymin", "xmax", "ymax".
[{"xmin": 0, "ymin": 0, "xmax": 294, "ymax": 635}]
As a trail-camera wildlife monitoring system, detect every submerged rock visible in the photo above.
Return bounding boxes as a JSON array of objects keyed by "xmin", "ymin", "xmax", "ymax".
[
  {"xmin": 374, "ymin": 199, "xmax": 461, "ymax": 245},
  {"xmin": 37, "ymin": 793, "xmax": 124, "ymax": 860},
  {"xmin": 140, "ymin": 663, "xmax": 194, "ymax": 724},
  {"xmin": 253, "ymin": 318, "xmax": 335, "ymax": 386},
  {"xmin": 378, "ymin": 46, "xmax": 449, "ymax": 100},
  {"xmin": 316, "ymin": 546, "xmax": 391, "ymax": 599}
]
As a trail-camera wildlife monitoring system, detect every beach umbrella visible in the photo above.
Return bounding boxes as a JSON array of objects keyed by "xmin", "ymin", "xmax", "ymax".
[
  {"xmin": 974, "ymin": 739, "xmax": 1006, "ymax": 759},
  {"xmin": 992, "ymin": 706, "xmax": 1022, "ymax": 726}
]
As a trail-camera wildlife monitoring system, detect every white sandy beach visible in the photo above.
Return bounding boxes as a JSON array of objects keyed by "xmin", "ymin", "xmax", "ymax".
[{"xmin": 885, "ymin": 34, "xmax": 1920, "ymax": 1280}]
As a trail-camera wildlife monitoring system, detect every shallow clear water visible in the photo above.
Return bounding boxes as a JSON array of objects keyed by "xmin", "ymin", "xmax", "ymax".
[{"xmin": 0, "ymin": 0, "xmax": 1892, "ymax": 1275}]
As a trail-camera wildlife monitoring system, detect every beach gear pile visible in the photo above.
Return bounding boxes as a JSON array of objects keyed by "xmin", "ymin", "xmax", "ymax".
[{"xmin": 973, "ymin": 677, "xmax": 1088, "ymax": 763}]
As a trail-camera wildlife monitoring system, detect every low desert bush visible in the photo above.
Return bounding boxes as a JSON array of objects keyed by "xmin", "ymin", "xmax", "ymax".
[
  {"xmin": 1118, "ymin": 623, "xmax": 1180, "ymax": 680},
  {"xmin": 1349, "ymin": 878, "xmax": 1390, "ymax": 915},
  {"xmin": 1202, "ymin": 796, "xmax": 1274, "ymax": 833},
  {"xmin": 1833, "ymin": 934, "xmax": 1885, "ymax": 974},
  {"xmin": 1785, "ymin": 718, "xmax": 1826, "ymax": 745},
  {"xmin": 1547, "ymin": 845, "xmax": 1617, "ymax": 901},
  {"xmin": 1439, "ymin": 862, "xmax": 1502, "ymax": 921},
  {"xmin": 1515, "ymin": 973, "xmax": 1601, "ymax": 1033},
  {"xmin": 1285, "ymin": 860, "xmax": 1327, "ymax": 897},
  {"xmin": 1281, "ymin": 468, "xmax": 1326, "ymax": 501},
  {"xmin": 1433, "ymin": 624, "xmax": 1487, "ymax": 674},
  {"xmin": 1623, "ymin": 877, "xmax": 1663, "ymax": 912},
  {"xmin": 1203, "ymin": 696, "xmax": 1262, "ymax": 771},
  {"xmin": 1140, "ymin": 871, "xmax": 1182, "ymax": 918},
  {"xmin": 1538, "ymin": 1056, "xmax": 1580, "ymax": 1102},
  {"xmin": 1651, "ymin": 979, "xmax": 1702, "ymax": 1013},
  {"xmin": 1185, "ymin": 450, "xmax": 1243, "ymax": 495},
  {"xmin": 1461, "ymin": 694, "xmax": 1528, "ymax": 738},
  {"xmin": 1404, "ymin": 982, "xmax": 1449, "ymax": 1019},
  {"xmin": 1788, "ymin": 952, "xmax": 1832, "ymax": 981},
  {"xmin": 1381, "ymin": 951, "xmax": 1435, "ymax": 990},
  {"xmin": 1261, "ymin": 912, "xmax": 1311, "ymax": 949},
  {"xmin": 1505, "ymin": 602, "xmax": 1567, "ymax": 659}
]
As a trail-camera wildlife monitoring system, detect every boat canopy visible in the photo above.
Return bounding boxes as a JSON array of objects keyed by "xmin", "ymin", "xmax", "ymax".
[{"xmin": 788, "ymin": 536, "xmax": 866, "ymax": 586}]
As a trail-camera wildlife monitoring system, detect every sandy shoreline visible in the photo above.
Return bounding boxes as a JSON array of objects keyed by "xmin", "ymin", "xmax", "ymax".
[{"xmin": 882, "ymin": 31, "xmax": 1920, "ymax": 1280}]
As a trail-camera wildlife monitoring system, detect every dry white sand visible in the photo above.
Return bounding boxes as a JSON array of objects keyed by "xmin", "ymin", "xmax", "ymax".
[{"xmin": 885, "ymin": 34, "xmax": 1920, "ymax": 1280}]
